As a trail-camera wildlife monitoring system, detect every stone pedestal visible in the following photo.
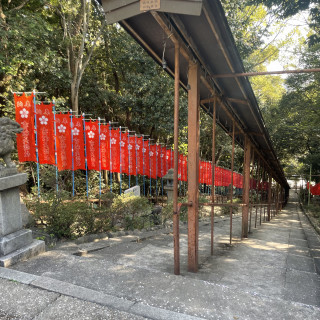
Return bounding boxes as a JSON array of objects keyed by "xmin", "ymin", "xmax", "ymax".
[{"xmin": 0, "ymin": 173, "xmax": 45, "ymax": 267}]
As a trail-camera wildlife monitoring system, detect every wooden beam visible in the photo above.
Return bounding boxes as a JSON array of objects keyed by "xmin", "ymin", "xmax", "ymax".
[
  {"xmin": 211, "ymin": 68, "xmax": 320, "ymax": 78},
  {"xmin": 227, "ymin": 98, "xmax": 249, "ymax": 105}
]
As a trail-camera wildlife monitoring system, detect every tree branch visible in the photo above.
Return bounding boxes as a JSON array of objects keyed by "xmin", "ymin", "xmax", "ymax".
[{"xmin": 9, "ymin": 0, "xmax": 30, "ymax": 12}]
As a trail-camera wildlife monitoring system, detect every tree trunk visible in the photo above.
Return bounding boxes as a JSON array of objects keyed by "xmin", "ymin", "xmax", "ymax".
[{"xmin": 71, "ymin": 80, "xmax": 79, "ymax": 114}]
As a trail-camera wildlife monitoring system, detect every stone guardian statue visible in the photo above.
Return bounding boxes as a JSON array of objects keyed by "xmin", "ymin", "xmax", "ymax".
[{"xmin": 0, "ymin": 117, "xmax": 22, "ymax": 169}]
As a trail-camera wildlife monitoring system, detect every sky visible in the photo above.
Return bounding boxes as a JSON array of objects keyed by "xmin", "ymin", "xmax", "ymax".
[{"xmin": 266, "ymin": 10, "xmax": 310, "ymax": 73}]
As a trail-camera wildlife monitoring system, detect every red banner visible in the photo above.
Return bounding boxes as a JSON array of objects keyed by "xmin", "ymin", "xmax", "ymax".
[
  {"xmin": 199, "ymin": 161, "xmax": 203, "ymax": 184},
  {"xmin": 100, "ymin": 124, "xmax": 110, "ymax": 171},
  {"xmin": 233, "ymin": 172, "xmax": 243, "ymax": 188},
  {"xmin": 170, "ymin": 149, "xmax": 173, "ymax": 169},
  {"xmin": 14, "ymin": 93, "xmax": 37, "ymax": 162},
  {"xmin": 182, "ymin": 155, "xmax": 187, "ymax": 182},
  {"xmin": 110, "ymin": 129, "xmax": 120, "ymax": 172},
  {"xmin": 207, "ymin": 162, "xmax": 212, "ymax": 185},
  {"xmin": 158, "ymin": 147, "xmax": 165, "ymax": 177},
  {"xmin": 128, "ymin": 136, "xmax": 136, "ymax": 176},
  {"xmin": 136, "ymin": 137, "xmax": 143, "ymax": 175},
  {"xmin": 142, "ymin": 139, "xmax": 149, "ymax": 176},
  {"xmin": 36, "ymin": 103, "xmax": 55, "ymax": 165},
  {"xmin": 55, "ymin": 114, "xmax": 72, "ymax": 171},
  {"xmin": 120, "ymin": 131, "xmax": 128, "ymax": 174},
  {"xmin": 204, "ymin": 162, "xmax": 210, "ymax": 185},
  {"xmin": 311, "ymin": 183, "xmax": 320, "ymax": 195},
  {"xmin": 215, "ymin": 166, "xmax": 223, "ymax": 186},
  {"xmin": 165, "ymin": 149, "xmax": 171, "ymax": 174},
  {"xmin": 85, "ymin": 121, "xmax": 99, "ymax": 170},
  {"xmin": 72, "ymin": 117, "xmax": 85, "ymax": 170},
  {"xmin": 149, "ymin": 144, "xmax": 157, "ymax": 179}
]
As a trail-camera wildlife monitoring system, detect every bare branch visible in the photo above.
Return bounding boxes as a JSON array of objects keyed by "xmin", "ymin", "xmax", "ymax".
[{"xmin": 9, "ymin": 0, "xmax": 30, "ymax": 12}]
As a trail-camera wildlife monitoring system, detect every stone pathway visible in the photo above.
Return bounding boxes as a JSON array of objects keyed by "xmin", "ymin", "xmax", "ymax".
[{"xmin": 0, "ymin": 191, "xmax": 319, "ymax": 319}]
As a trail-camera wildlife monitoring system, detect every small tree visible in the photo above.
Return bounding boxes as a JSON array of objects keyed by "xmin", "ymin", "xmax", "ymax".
[{"xmin": 51, "ymin": 0, "xmax": 106, "ymax": 114}]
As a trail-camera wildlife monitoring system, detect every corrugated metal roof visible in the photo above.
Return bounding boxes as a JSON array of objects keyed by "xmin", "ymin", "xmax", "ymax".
[{"xmin": 100, "ymin": 0, "xmax": 288, "ymax": 188}]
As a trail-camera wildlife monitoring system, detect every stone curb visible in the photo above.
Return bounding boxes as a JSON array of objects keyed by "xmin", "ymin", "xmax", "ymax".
[
  {"xmin": 297, "ymin": 204, "xmax": 320, "ymax": 275},
  {"xmin": 0, "ymin": 267, "xmax": 203, "ymax": 320}
]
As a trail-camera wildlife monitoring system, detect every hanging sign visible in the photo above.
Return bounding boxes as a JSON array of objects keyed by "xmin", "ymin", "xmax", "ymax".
[
  {"xmin": 14, "ymin": 93, "xmax": 37, "ymax": 162},
  {"xmin": 72, "ymin": 117, "xmax": 85, "ymax": 170},
  {"xmin": 143, "ymin": 139, "xmax": 150, "ymax": 176},
  {"xmin": 36, "ymin": 103, "xmax": 55, "ymax": 165},
  {"xmin": 110, "ymin": 129, "xmax": 120, "ymax": 173},
  {"xmin": 85, "ymin": 121, "xmax": 99, "ymax": 171},
  {"xmin": 128, "ymin": 136, "xmax": 136, "ymax": 176},
  {"xmin": 149, "ymin": 144, "xmax": 157, "ymax": 179},
  {"xmin": 120, "ymin": 131, "xmax": 129, "ymax": 174},
  {"xmin": 100, "ymin": 124, "xmax": 110, "ymax": 171},
  {"xmin": 140, "ymin": 0, "xmax": 160, "ymax": 11},
  {"xmin": 55, "ymin": 114, "xmax": 72, "ymax": 171}
]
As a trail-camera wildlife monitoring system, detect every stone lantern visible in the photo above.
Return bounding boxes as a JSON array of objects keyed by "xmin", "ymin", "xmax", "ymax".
[{"xmin": 163, "ymin": 168, "xmax": 174, "ymax": 202}]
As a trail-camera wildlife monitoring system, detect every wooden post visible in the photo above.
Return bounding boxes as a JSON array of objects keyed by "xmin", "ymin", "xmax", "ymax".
[
  {"xmin": 211, "ymin": 97, "xmax": 216, "ymax": 255},
  {"xmin": 249, "ymin": 151, "xmax": 255, "ymax": 233},
  {"xmin": 173, "ymin": 42, "xmax": 180, "ymax": 275},
  {"xmin": 242, "ymin": 135, "xmax": 251, "ymax": 238},
  {"xmin": 187, "ymin": 61, "xmax": 200, "ymax": 272},
  {"xmin": 255, "ymin": 158, "xmax": 260, "ymax": 228},
  {"xmin": 275, "ymin": 183, "xmax": 279, "ymax": 215},
  {"xmin": 229, "ymin": 120, "xmax": 235, "ymax": 244},
  {"xmin": 267, "ymin": 174, "xmax": 272, "ymax": 221}
]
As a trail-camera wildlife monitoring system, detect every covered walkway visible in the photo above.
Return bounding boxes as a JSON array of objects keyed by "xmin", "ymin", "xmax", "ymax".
[
  {"xmin": 0, "ymin": 190, "xmax": 319, "ymax": 319},
  {"xmin": 100, "ymin": 0, "xmax": 290, "ymax": 273}
]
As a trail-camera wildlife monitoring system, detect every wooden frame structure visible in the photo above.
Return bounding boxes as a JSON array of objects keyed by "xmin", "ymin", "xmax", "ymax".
[{"xmin": 100, "ymin": 0, "xmax": 289, "ymax": 274}]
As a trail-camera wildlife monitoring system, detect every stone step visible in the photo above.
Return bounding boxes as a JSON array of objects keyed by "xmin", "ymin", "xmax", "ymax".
[{"xmin": 0, "ymin": 240, "xmax": 45, "ymax": 267}]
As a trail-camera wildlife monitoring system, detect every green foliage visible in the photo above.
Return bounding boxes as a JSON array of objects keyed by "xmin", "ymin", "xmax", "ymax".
[
  {"xmin": 221, "ymin": 198, "xmax": 242, "ymax": 215},
  {"xmin": 26, "ymin": 191, "xmax": 112, "ymax": 239},
  {"xmin": 306, "ymin": 203, "xmax": 320, "ymax": 219},
  {"xmin": 161, "ymin": 197, "xmax": 189, "ymax": 223},
  {"xmin": 26, "ymin": 190, "xmax": 155, "ymax": 238},
  {"xmin": 110, "ymin": 193, "xmax": 152, "ymax": 230}
]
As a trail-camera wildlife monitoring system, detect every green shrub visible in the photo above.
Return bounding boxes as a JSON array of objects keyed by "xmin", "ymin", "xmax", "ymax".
[
  {"xmin": 110, "ymin": 193, "xmax": 152, "ymax": 230},
  {"xmin": 221, "ymin": 198, "xmax": 242, "ymax": 215},
  {"xmin": 161, "ymin": 197, "xmax": 188, "ymax": 224},
  {"xmin": 26, "ymin": 192, "xmax": 112, "ymax": 239}
]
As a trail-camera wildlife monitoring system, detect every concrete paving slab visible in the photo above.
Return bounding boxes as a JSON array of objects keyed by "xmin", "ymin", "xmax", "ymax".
[
  {"xmin": 30, "ymin": 276, "xmax": 136, "ymax": 312},
  {"xmin": 288, "ymin": 238, "xmax": 309, "ymax": 247},
  {"xmin": 287, "ymin": 254, "xmax": 316, "ymax": 272},
  {"xmin": 283, "ymin": 282, "xmax": 320, "ymax": 307},
  {"xmin": 2, "ymin": 190, "xmax": 320, "ymax": 320},
  {"xmin": 33, "ymin": 296, "xmax": 148, "ymax": 320},
  {"xmin": 0, "ymin": 278, "xmax": 59, "ymax": 319},
  {"xmin": 288, "ymin": 246, "xmax": 310, "ymax": 257},
  {"xmin": 285, "ymin": 269, "xmax": 320, "ymax": 287}
]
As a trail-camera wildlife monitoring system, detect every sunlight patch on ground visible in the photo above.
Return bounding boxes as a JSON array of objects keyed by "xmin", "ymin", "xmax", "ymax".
[{"xmin": 244, "ymin": 239, "xmax": 290, "ymax": 251}]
